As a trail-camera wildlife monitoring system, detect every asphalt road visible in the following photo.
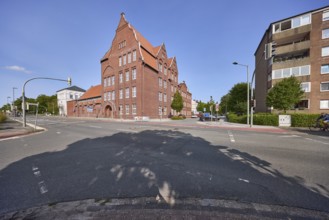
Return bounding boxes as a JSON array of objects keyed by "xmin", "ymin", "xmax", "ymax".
[{"xmin": 0, "ymin": 116, "xmax": 329, "ymax": 216}]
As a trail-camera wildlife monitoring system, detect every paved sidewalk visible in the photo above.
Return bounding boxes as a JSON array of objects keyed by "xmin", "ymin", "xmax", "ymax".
[
  {"xmin": 1, "ymin": 197, "xmax": 328, "ymax": 220},
  {"xmin": 0, "ymin": 118, "xmax": 35, "ymax": 139}
]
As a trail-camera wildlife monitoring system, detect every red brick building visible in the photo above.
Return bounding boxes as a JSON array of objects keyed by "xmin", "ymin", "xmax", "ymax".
[
  {"xmin": 67, "ymin": 85, "xmax": 102, "ymax": 117},
  {"xmin": 100, "ymin": 13, "xmax": 192, "ymax": 119}
]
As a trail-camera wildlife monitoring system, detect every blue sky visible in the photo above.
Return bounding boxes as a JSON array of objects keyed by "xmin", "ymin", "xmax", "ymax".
[{"xmin": 0, "ymin": 0, "xmax": 328, "ymax": 107}]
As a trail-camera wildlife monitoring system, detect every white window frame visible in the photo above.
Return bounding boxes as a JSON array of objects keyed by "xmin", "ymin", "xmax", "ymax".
[
  {"xmin": 119, "ymin": 56, "xmax": 122, "ymax": 66},
  {"xmin": 159, "ymin": 77, "xmax": 162, "ymax": 87},
  {"xmin": 323, "ymin": 11, "xmax": 329, "ymax": 21},
  {"xmin": 112, "ymin": 76, "xmax": 115, "ymax": 85},
  {"xmin": 125, "ymin": 104, "xmax": 129, "ymax": 115},
  {"xmin": 272, "ymin": 65, "xmax": 310, "ymax": 79},
  {"xmin": 320, "ymin": 100, "xmax": 329, "ymax": 109},
  {"xmin": 300, "ymin": 82, "xmax": 311, "ymax": 92},
  {"xmin": 123, "ymin": 54, "xmax": 127, "ymax": 65},
  {"xmin": 132, "ymin": 50, "xmax": 137, "ymax": 61},
  {"xmin": 164, "ymin": 94, "xmax": 167, "ymax": 102},
  {"xmin": 119, "ymin": 105, "xmax": 123, "ymax": 115},
  {"xmin": 159, "ymin": 92, "xmax": 162, "ymax": 101},
  {"xmin": 320, "ymin": 81, "xmax": 329, "ymax": 91},
  {"xmin": 322, "ymin": 46, "xmax": 329, "ymax": 57},
  {"xmin": 132, "ymin": 86, "xmax": 136, "ymax": 98},
  {"xmin": 132, "ymin": 104, "xmax": 137, "ymax": 115},
  {"xmin": 108, "ymin": 91, "xmax": 111, "ymax": 101},
  {"xmin": 119, "ymin": 89, "xmax": 123, "ymax": 99},
  {"xmin": 132, "ymin": 68, "xmax": 136, "ymax": 80},
  {"xmin": 125, "ymin": 70, "xmax": 129, "ymax": 82},
  {"xmin": 125, "ymin": 87, "xmax": 130, "ymax": 98},
  {"xmin": 323, "ymin": 29, "xmax": 329, "ymax": 39},
  {"xmin": 321, "ymin": 64, "xmax": 329, "ymax": 74}
]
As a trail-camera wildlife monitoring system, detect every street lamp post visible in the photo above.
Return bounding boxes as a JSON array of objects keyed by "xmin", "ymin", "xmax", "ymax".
[
  {"xmin": 12, "ymin": 87, "xmax": 17, "ymax": 117},
  {"xmin": 233, "ymin": 62, "xmax": 249, "ymax": 126},
  {"xmin": 22, "ymin": 77, "xmax": 71, "ymax": 127}
]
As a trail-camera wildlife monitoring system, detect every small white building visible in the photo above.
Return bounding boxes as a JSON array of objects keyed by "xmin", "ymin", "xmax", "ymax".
[
  {"xmin": 57, "ymin": 86, "xmax": 85, "ymax": 116},
  {"xmin": 191, "ymin": 100, "xmax": 198, "ymax": 115}
]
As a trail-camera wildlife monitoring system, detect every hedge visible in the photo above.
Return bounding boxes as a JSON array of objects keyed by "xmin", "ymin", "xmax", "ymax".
[
  {"xmin": 227, "ymin": 113, "xmax": 321, "ymax": 127},
  {"xmin": 0, "ymin": 112, "xmax": 7, "ymax": 123}
]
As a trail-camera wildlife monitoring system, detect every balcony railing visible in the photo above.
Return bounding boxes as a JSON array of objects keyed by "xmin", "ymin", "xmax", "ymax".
[
  {"xmin": 275, "ymin": 40, "xmax": 310, "ymax": 55},
  {"xmin": 273, "ymin": 57, "xmax": 310, "ymax": 70}
]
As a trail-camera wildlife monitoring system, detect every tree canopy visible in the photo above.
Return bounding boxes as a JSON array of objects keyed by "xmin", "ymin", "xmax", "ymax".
[
  {"xmin": 219, "ymin": 82, "xmax": 249, "ymax": 115},
  {"xmin": 171, "ymin": 91, "xmax": 184, "ymax": 113},
  {"xmin": 266, "ymin": 76, "xmax": 304, "ymax": 113}
]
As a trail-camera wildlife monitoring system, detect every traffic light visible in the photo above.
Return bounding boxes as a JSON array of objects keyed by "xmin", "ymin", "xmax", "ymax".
[
  {"xmin": 250, "ymin": 99, "xmax": 256, "ymax": 108},
  {"xmin": 68, "ymin": 77, "xmax": 72, "ymax": 86},
  {"xmin": 265, "ymin": 42, "xmax": 276, "ymax": 60}
]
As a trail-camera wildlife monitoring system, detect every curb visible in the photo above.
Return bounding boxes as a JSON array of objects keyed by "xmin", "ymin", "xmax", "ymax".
[{"xmin": 1, "ymin": 197, "xmax": 328, "ymax": 220}]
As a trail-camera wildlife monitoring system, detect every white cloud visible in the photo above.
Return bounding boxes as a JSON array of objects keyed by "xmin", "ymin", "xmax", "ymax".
[{"xmin": 3, "ymin": 65, "xmax": 33, "ymax": 74}]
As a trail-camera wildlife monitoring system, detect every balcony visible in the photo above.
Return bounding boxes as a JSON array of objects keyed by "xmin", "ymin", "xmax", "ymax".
[
  {"xmin": 273, "ymin": 24, "xmax": 311, "ymax": 41},
  {"xmin": 275, "ymin": 40, "xmax": 310, "ymax": 55},
  {"xmin": 273, "ymin": 57, "xmax": 310, "ymax": 70}
]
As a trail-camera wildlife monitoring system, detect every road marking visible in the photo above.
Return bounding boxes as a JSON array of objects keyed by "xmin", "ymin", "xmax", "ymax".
[
  {"xmin": 38, "ymin": 181, "xmax": 48, "ymax": 194},
  {"xmin": 279, "ymin": 135, "xmax": 300, "ymax": 138},
  {"xmin": 228, "ymin": 131, "xmax": 235, "ymax": 143},
  {"xmin": 238, "ymin": 178, "xmax": 250, "ymax": 183},
  {"xmin": 117, "ymin": 129, "xmax": 138, "ymax": 133},
  {"xmin": 56, "ymin": 131, "xmax": 61, "ymax": 134},
  {"xmin": 88, "ymin": 125, "xmax": 102, "ymax": 128},
  {"xmin": 305, "ymin": 137, "xmax": 329, "ymax": 145}
]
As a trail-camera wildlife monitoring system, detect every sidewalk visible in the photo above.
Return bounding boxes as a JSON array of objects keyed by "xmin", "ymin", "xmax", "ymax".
[{"xmin": 0, "ymin": 118, "xmax": 35, "ymax": 139}]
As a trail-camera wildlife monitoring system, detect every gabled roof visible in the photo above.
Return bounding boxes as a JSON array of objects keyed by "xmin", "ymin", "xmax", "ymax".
[
  {"xmin": 79, "ymin": 85, "xmax": 102, "ymax": 100},
  {"xmin": 57, "ymin": 86, "xmax": 86, "ymax": 93}
]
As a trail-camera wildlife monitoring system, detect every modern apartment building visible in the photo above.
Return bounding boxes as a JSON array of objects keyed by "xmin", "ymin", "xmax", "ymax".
[
  {"xmin": 100, "ymin": 13, "xmax": 192, "ymax": 119},
  {"xmin": 254, "ymin": 6, "xmax": 329, "ymax": 113}
]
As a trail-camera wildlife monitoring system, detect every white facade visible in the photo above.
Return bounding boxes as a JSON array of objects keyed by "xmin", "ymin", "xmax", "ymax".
[
  {"xmin": 191, "ymin": 100, "xmax": 198, "ymax": 115},
  {"xmin": 57, "ymin": 88, "xmax": 85, "ymax": 116}
]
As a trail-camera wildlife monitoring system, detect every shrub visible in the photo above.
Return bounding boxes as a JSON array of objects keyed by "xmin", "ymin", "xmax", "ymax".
[
  {"xmin": 0, "ymin": 112, "xmax": 7, "ymax": 123},
  {"xmin": 290, "ymin": 113, "xmax": 319, "ymax": 127},
  {"xmin": 171, "ymin": 115, "xmax": 185, "ymax": 120},
  {"xmin": 253, "ymin": 113, "xmax": 278, "ymax": 126}
]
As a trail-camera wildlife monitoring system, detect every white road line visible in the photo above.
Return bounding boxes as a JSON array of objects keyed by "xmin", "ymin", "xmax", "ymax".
[
  {"xmin": 305, "ymin": 137, "xmax": 329, "ymax": 145},
  {"xmin": 228, "ymin": 131, "xmax": 235, "ymax": 143},
  {"xmin": 117, "ymin": 129, "xmax": 138, "ymax": 133},
  {"xmin": 88, "ymin": 125, "xmax": 102, "ymax": 128}
]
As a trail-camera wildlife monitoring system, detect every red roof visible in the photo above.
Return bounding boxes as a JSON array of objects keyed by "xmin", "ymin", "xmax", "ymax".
[{"xmin": 79, "ymin": 85, "xmax": 102, "ymax": 100}]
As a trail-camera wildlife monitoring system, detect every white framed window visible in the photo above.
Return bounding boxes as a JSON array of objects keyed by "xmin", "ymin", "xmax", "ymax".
[
  {"xmin": 125, "ymin": 70, "xmax": 129, "ymax": 82},
  {"xmin": 159, "ymin": 77, "xmax": 162, "ymax": 87},
  {"xmin": 164, "ymin": 67, "xmax": 167, "ymax": 75},
  {"xmin": 125, "ymin": 105, "xmax": 129, "ymax": 115},
  {"xmin": 323, "ymin": 29, "xmax": 329, "ymax": 39},
  {"xmin": 159, "ymin": 92, "xmax": 162, "ymax": 101},
  {"xmin": 103, "ymin": 78, "xmax": 107, "ymax": 87},
  {"xmin": 159, "ymin": 106, "xmax": 162, "ymax": 115},
  {"xmin": 320, "ymin": 100, "xmax": 329, "ymax": 109},
  {"xmin": 272, "ymin": 65, "xmax": 310, "ymax": 79},
  {"xmin": 164, "ymin": 107, "xmax": 167, "ymax": 116},
  {"xmin": 108, "ymin": 91, "xmax": 111, "ymax": 101},
  {"xmin": 133, "ymin": 50, "xmax": 137, "ymax": 61},
  {"xmin": 119, "ymin": 89, "xmax": 123, "ymax": 99},
  {"xmin": 273, "ymin": 13, "xmax": 311, "ymax": 33},
  {"xmin": 158, "ymin": 63, "xmax": 162, "ymax": 72},
  {"xmin": 119, "ymin": 72, "xmax": 123, "ymax": 83},
  {"xmin": 322, "ymin": 47, "xmax": 329, "ymax": 57},
  {"xmin": 123, "ymin": 54, "xmax": 127, "ymax": 65},
  {"xmin": 132, "ymin": 104, "xmax": 137, "ymax": 115},
  {"xmin": 321, "ymin": 82, "xmax": 329, "ymax": 91},
  {"xmin": 164, "ymin": 94, "xmax": 167, "ymax": 102},
  {"xmin": 103, "ymin": 93, "xmax": 107, "ymax": 101},
  {"xmin": 112, "ymin": 91, "xmax": 115, "ymax": 100},
  {"xmin": 107, "ymin": 77, "xmax": 111, "ymax": 87},
  {"xmin": 132, "ymin": 86, "xmax": 136, "ymax": 98},
  {"xmin": 301, "ymin": 82, "xmax": 311, "ymax": 92},
  {"xmin": 323, "ymin": 11, "xmax": 329, "ymax": 21},
  {"xmin": 164, "ymin": 80, "xmax": 167, "ymax": 89},
  {"xmin": 125, "ymin": 87, "xmax": 130, "ymax": 98},
  {"xmin": 321, "ymin": 64, "xmax": 329, "ymax": 74},
  {"xmin": 119, "ymin": 56, "xmax": 122, "ymax": 66},
  {"xmin": 128, "ymin": 52, "xmax": 131, "ymax": 64},
  {"xmin": 112, "ymin": 76, "xmax": 115, "ymax": 85},
  {"xmin": 132, "ymin": 68, "xmax": 136, "ymax": 80}
]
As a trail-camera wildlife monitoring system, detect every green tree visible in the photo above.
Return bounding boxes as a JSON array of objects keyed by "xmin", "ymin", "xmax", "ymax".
[
  {"xmin": 266, "ymin": 76, "xmax": 304, "ymax": 113},
  {"xmin": 219, "ymin": 94, "xmax": 230, "ymax": 114},
  {"xmin": 228, "ymin": 82, "xmax": 249, "ymax": 114},
  {"xmin": 171, "ymin": 91, "xmax": 184, "ymax": 113},
  {"xmin": 196, "ymin": 101, "xmax": 206, "ymax": 112}
]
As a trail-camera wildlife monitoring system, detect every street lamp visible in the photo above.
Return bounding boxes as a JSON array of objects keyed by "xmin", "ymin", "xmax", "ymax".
[
  {"xmin": 13, "ymin": 87, "xmax": 17, "ymax": 117},
  {"xmin": 233, "ymin": 62, "xmax": 250, "ymax": 126},
  {"xmin": 22, "ymin": 77, "xmax": 72, "ymax": 127}
]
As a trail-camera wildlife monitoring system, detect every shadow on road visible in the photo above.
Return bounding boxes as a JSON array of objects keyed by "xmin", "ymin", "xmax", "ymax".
[{"xmin": 0, "ymin": 129, "xmax": 329, "ymax": 214}]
